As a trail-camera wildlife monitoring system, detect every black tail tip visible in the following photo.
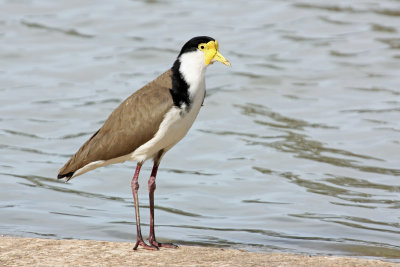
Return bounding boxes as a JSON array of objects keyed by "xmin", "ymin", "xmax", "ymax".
[{"xmin": 57, "ymin": 172, "xmax": 74, "ymax": 181}]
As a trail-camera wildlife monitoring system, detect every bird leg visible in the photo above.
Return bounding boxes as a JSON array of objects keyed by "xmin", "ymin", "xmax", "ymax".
[
  {"xmin": 131, "ymin": 163, "xmax": 158, "ymax": 251},
  {"xmin": 148, "ymin": 162, "xmax": 178, "ymax": 249}
]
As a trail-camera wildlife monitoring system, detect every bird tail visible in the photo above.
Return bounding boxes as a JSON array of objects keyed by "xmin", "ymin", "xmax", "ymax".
[{"xmin": 57, "ymin": 171, "xmax": 74, "ymax": 182}]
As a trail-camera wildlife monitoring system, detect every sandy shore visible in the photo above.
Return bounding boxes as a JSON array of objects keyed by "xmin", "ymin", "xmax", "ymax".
[{"xmin": 0, "ymin": 236, "xmax": 397, "ymax": 267}]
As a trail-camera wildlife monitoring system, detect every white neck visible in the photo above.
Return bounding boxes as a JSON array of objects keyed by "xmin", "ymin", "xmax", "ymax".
[{"xmin": 179, "ymin": 50, "xmax": 207, "ymax": 98}]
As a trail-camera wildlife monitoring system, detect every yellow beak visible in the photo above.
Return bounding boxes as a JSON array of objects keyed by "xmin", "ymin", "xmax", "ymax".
[{"xmin": 204, "ymin": 40, "xmax": 231, "ymax": 66}]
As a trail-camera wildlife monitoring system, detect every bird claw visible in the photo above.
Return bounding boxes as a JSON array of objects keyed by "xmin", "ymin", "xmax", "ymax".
[
  {"xmin": 133, "ymin": 238, "xmax": 177, "ymax": 251},
  {"xmin": 149, "ymin": 240, "xmax": 178, "ymax": 249},
  {"xmin": 133, "ymin": 239, "xmax": 159, "ymax": 251},
  {"xmin": 148, "ymin": 235, "xmax": 178, "ymax": 249}
]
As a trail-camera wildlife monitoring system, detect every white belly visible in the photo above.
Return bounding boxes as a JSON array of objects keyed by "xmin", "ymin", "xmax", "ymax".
[{"xmin": 130, "ymin": 86, "xmax": 205, "ymax": 163}]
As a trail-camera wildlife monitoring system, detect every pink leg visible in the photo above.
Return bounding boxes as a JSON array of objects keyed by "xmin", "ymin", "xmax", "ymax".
[
  {"xmin": 131, "ymin": 163, "xmax": 158, "ymax": 251},
  {"xmin": 148, "ymin": 162, "xmax": 177, "ymax": 248}
]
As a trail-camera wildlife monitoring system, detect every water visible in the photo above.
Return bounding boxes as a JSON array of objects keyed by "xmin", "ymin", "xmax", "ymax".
[{"xmin": 1, "ymin": 0, "xmax": 400, "ymax": 262}]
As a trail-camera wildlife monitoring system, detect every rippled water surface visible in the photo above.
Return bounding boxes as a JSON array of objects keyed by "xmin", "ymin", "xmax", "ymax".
[{"xmin": 1, "ymin": 0, "xmax": 400, "ymax": 261}]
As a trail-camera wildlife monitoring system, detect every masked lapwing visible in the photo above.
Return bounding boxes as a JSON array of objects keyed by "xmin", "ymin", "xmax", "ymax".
[{"xmin": 57, "ymin": 36, "xmax": 230, "ymax": 250}]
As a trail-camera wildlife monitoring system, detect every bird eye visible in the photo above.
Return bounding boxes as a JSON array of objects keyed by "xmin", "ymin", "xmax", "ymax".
[{"xmin": 198, "ymin": 44, "xmax": 205, "ymax": 50}]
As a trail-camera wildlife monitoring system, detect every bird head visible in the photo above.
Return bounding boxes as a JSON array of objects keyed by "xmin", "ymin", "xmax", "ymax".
[{"xmin": 178, "ymin": 36, "xmax": 230, "ymax": 67}]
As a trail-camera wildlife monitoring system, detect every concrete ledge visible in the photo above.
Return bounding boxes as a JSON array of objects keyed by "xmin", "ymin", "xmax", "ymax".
[{"xmin": 0, "ymin": 236, "xmax": 397, "ymax": 266}]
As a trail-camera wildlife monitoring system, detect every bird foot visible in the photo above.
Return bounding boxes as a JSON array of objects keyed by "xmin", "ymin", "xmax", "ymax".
[
  {"xmin": 151, "ymin": 241, "xmax": 178, "ymax": 249},
  {"xmin": 149, "ymin": 238, "xmax": 178, "ymax": 249},
  {"xmin": 133, "ymin": 239, "xmax": 159, "ymax": 251}
]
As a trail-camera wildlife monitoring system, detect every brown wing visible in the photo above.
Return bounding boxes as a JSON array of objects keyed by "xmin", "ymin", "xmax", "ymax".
[{"xmin": 58, "ymin": 69, "xmax": 174, "ymax": 178}]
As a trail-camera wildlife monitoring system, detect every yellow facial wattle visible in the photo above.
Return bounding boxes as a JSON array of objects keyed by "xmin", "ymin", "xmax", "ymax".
[{"xmin": 201, "ymin": 40, "xmax": 231, "ymax": 66}]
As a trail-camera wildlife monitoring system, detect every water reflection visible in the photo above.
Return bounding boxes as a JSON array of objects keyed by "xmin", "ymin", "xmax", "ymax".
[
  {"xmin": 234, "ymin": 103, "xmax": 400, "ymax": 176},
  {"xmin": 21, "ymin": 20, "xmax": 94, "ymax": 39}
]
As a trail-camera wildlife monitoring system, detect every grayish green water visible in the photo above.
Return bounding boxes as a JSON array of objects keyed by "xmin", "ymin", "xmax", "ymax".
[{"xmin": 1, "ymin": 0, "xmax": 400, "ymax": 261}]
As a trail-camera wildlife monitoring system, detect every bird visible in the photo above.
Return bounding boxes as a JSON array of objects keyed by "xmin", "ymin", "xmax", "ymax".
[{"xmin": 57, "ymin": 36, "xmax": 230, "ymax": 250}]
